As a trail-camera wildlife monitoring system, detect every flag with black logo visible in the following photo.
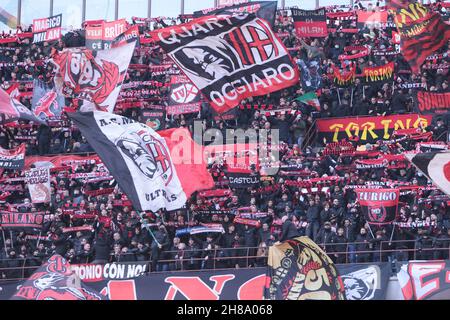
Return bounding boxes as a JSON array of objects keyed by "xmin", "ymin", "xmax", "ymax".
[
  {"xmin": 362, "ymin": 62, "xmax": 394, "ymax": 84},
  {"xmin": 193, "ymin": 1, "xmax": 277, "ymax": 28},
  {"xmin": 339, "ymin": 263, "xmax": 391, "ymax": 300},
  {"xmin": 292, "ymin": 8, "xmax": 327, "ymax": 38},
  {"xmin": 405, "ymin": 151, "xmax": 450, "ymax": 196},
  {"xmin": 167, "ymin": 75, "xmax": 202, "ymax": 116},
  {"xmin": 388, "ymin": 0, "xmax": 450, "ymax": 73},
  {"xmin": 153, "ymin": 13, "xmax": 299, "ymax": 114},
  {"xmin": 264, "ymin": 236, "xmax": 346, "ymax": 300},
  {"xmin": 356, "ymin": 188, "xmax": 399, "ymax": 225},
  {"xmin": 140, "ymin": 106, "xmax": 165, "ymax": 131},
  {"xmin": 31, "ymin": 79, "xmax": 65, "ymax": 121},
  {"xmin": 51, "ymin": 41, "xmax": 135, "ymax": 113},
  {"xmin": 69, "ymin": 111, "xmax": 214, "ymax": 212},
  {"xmin": 0, "ymin": 143, "xmax": 25, "ymax": 170},
  {"xmin": 0, "ymin": 88, "xmax": 47, "ymax": 125}
]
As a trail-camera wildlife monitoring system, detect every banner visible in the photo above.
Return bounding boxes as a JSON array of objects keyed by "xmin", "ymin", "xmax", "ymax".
[
  {"xmin": 414, "ymin": 91, "xmax": 450, "ymax": 114},
  {"xmin": 388, "ymin": 0, "xmax": 450, "ymax": 73},
  {"xmin": 227, "ymin": 171, "xmax": 260, "ymax": 188},
  {"xmin": 112, "ymin": 25, "xmax": 140, "ymax": 48},
  {"xmin": 297, "ymin": 59, "xmax": 322, "ymax": 91},
  {"xmin": 52, "ymin": 41, "xmax": 135, "ymax": 113},
  {"xmin": 31, "ymin": 79, "xmax": 64, "ymax": 121},
  {"xmin": 194, "ymin": 1, "xmax": 277, "ymax": 28},
  {"xmin": 292, "ymin": 8, "xmax": 327, "ymax": 38},
  {"xmin": 356, "ymin": 188, "xmax": 399, "ymax": 225},
  {"xmin": 332, "ymin": 65, "xmax": 356, "ymax": 87},
  {"xmin": 0, "ymin": 143, "xmax": 25, "ymax": 170},
  {"xmin": 0, "ymin": 263, "xmax": 397, "ymax": 300},
  {"xmin": 69, "ymin": 111, "xmax": 214, "ymax": 212},
  {"xmin": 25, "ymin": 167, "xmax": 51, "ymax": 203},
  {"xmin": 0, "ymin": 211, "xmax": 45, "ymax": 229},
  {"xmin": 362, "ymin": 62, "xmax": 394, "ymax": 84},
  {"xmin": 339, "ymin": 263, "xmax": 391, "ymax": 300},
  {"xmin": 140, "ymin": 106, "xmax": 165, "ymax": 131},
  {"xmin": 405, "ymin": 151, "xmax": 450, "ymax": 196},
  {"xmin": 316, "ymin": 114, "xmax": 432, "ymax": 144},
  {"xmin": 85, "ymin": 19, "xmax": 128, "ymax": 50},
  {"xmin": 166, "ymin": 75, "xmax": 202, "ymax": 116},
  {"xmin": 397, "ymin": 260, "xmax": 450, "ymax": 300},
  {"xmin": 265, "ymin": 237, "xmax": 346, "ymax": 300},
  {"xmin": 153, "ymin": 13, "xmax": 299, "ymax": 114},
  {"xmin": 0, "ymin": 88, "xmax": 47, "ymax": 125},
  {"xmin": 70, "ymin": 263, "xmax": 149, "ymax": 282},
  {"xmin": 12, "ymin": 255, "xmax": 106, "ymax": 300},
  {"xmin": 32, "ymin": 14, "xmax": 62, "ymax": 43},
  {"xmin": 357, "ymin": 10, "xmax": 389, "ymax": 29}
]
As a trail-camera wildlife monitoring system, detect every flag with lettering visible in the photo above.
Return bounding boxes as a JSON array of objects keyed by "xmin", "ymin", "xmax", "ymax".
[
  {"xmin": 356, "ymin": 188, "xmax": 400, "ymax": 225},
  {"xmin": 69, "ymin": 111, "xmax": 214, "ymax": 212},
  {"xmin": 25, "ymin": 167, "xmax": 51, "ymax": 203},
  {"xmin": 167, "ymin": 75, "xmax": 202, "ymax": 116},
  {"xmin": 0, "ymin": 143, "xmax": 25, "ymax": 170},
  {"xmin": 362, "ymin": 62, "xmax": 395, "ymax": 84},
  {"xmin": 292, "ymin": 8, "xmax": 327, "ymax": 38},
  {"xmin": 388, "ymin": 0, "xmax": 450, "ymax": 73},
  {"xmin": 32, "ymin": 14, "xmax": 62, "ymax": 43},
  {"xmin": 152, "ymin": 13, "xmax": 299, "ymax": 114}
]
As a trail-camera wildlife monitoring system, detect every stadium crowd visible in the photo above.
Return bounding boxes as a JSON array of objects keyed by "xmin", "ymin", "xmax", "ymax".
[{"xmin": 0, "ymin": 1, "xmax": 449, "ymax": 279}]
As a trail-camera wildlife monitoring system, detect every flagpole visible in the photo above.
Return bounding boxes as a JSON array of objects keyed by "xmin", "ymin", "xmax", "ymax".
[
  {"xmin": 367, "ymin": 223, "xmax": 375, "ymax": 239},
  {"xmin": 138, "ymin": 211, "xmax": 160, "ymax": 247},
  {"xmin": 337, "ymin": 88, "xmax": 341, "ymax": 105},
  {"xmin": 2, "ymin": 229, "xmax": 7, "ymax": 253},
  {"xmin": 350, "ymin": 87, "xmax": 354, "ymax": 108},
  {"xmin": 10, "ymin": 230, "xmax": 13, "ymax": 248},
  {"xmin": 36, "ymin": 231, "xmax": 42, "ymax": 248},
  {"xmin": 388, "ymin": 224, "xmax": 395, "ymax": 244}
]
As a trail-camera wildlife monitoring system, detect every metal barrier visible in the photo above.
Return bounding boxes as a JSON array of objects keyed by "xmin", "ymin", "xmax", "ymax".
[{"xmin": 0, "ymin": 239, "xmax": 449, "ymax": 282}]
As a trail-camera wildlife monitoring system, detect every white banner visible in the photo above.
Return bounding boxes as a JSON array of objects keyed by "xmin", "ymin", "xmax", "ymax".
[{"xmin": 25, "ymin": 167, "xmax": 51, "ymax": 203}]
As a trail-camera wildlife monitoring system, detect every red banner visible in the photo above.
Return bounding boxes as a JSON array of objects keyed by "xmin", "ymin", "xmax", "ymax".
[
  {"xmin": 356, "ymin": 188, "xmax": 399, "ymax": 225},
  {"xmin": 292, "ymin": 8, "xmax": 327, "ymax": 38}
]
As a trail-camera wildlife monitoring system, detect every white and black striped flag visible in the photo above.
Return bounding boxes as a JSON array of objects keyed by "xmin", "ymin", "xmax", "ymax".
[
  {"xmin": 69, "ymin": 111, "xmax": 214, "ymax": 212},
  {"xmin": 405, "ymin": 151, "xmax": 450, "ymax": 196}
]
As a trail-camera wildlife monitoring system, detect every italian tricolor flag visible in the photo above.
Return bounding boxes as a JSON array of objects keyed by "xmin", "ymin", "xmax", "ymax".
[{"xmin": 295, "ymin": 92, "xmax": 321, "ymax": 111}]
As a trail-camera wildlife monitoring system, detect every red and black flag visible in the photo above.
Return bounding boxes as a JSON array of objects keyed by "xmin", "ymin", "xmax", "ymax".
[
  {"xmin": 356, "ymin": 188, "xmax": 400, "ymax": 225},
  {"xmin": 414, "ymin": 91, "xmax": 450, "ymax": 114},
  {"xmin": 152, "ymin": 13, "xmax": 299, "ymax": 114},
  {"xmin": 332, "ymin": 65, "xmax": 356, "ymax": 87},
  {"xmin": 405, "ymin": 151, "xmax": 450, "ymax": 196},
  {"xmin": 0, "ymin": 211, "xmax": 45, "ymax": 229},
  {"xmin": 388, "ymin": 0, "xmax": 450, "ymax": 73},
  {"xmin": 193, "ymin": 1, "xmax": 277, "ymax": 28},
  {"xmin": 0, "ymin": 143, "xmax": 25, "ymax": 170},
  {"xmin": 362, "ymin": 62, "xmax": 395, "ymax": 84},
  {"xmin": 292, "ymin": 8, "xmax": 328, "ymax": 38}
]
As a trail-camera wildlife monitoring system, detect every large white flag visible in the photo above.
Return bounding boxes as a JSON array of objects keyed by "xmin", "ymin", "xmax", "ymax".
[
  {"xmin": 69, "ymin": 111, "xmax": 214, "ymax": 212},
  {"xmin": 51, "ymin": 42, "xmax": 135, "ymax": 113}
]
